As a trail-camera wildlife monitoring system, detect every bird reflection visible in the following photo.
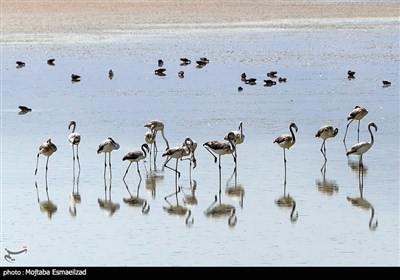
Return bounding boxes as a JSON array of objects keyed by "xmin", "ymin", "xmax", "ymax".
[
  {"xmin": 69, "ymin": 175, "xmax": 81, "ymax": 217},
  {"xmin": 123, "ymin": 179, "xmax": 150, "ymax": 214},
  {"xmin": 348, "ymin": 157, "xmax": 368, "ymax": 176},
  {"xmin": 163, "ymin": 187, "xmax": 194, "ymax": 227},
  {"xmin": 204, "ymin": 194, "xmax": 237, "ymax": 227},
  {"xmin": 182, "ymin": 179, "xmax": 198, "ymax": 206},
  {"xmin": 346, "ymin": 162, "xmax": 378, "ymax": 231},
  {"xmin": 275, "ymin": 182, "xmax": 299, "ymax": 223},
  {"xmin": 143, "ymin": 169, "xmax": 164, "ymax": 199},
  {"xmin": 225, "ymin": 168, "xmax": 245, "ymax": 209},
  {"xmin": 316, "ymin": 163, "xmax": 339, "ymax": 195},
  {"xmin": 35, "ymin": 181, "xmax": 57, "ymax": 219},
  {"xmin": 98, "ymin": 179, "xmax": 120, "ymax": 217}
]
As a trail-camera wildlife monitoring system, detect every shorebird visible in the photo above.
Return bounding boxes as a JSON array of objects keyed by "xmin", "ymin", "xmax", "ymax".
[
  {"xmin": 35, "ymin": 138, "xmax": 57, "ymax": 184},
  {"xmin": 347, "ymin": 70, "xmax": 355, "ymax": 79},
  {"xmin": 180, "ymin": 58, "xmax": 191, "ymax": 65},
  {"xmin": 97, "ymin": 137, "xmax": 120, "ymax": 178},
  {"xmin": 264, "ymin": 79, "xmax": 276, "ymax": 87},
  {"xmin": 278, "ymin": 77, "xmax": 287, "ymax": 83},
  {"xmin": 315, "ymin": 125, "xmax": 339, "ymax": 159},
  {"xmin": 68, "ymin": 120, "xmax": 81, "ymax": 176},
  {"xmin": 71, "ymin": 74, "xmax": 81, "ymax": 82},
  {"xmin": 108, "ymin": 69, "xmax": 114, "ymax": 80},
  {"xmin": 158, "ymin": 59, "xmax": 164, "ymax": 67},
  {"xmin": 154, "ymin": 68, "xmax": 166, "ymax": 76},
  {"xmin": 122, "ymin": 143, "xmax": 150, "ymax": 181},
  {"xmin": 238, "ymin": 86, "xmax": 243, "ymax": 92},
  {"xmin": 274, "ymin": 122, "xmax": 298, "ymax": 184},
  {"xmin": 382, "ymin": 80, "xmax": 391, "ymax": 87},
  {"xmin": 267, "ymin": 71, "xmax": 278, "ymax": 78},
  {"xmin": 346, "ymin": 122, "xmax": 377, "ymax": 166},
  {"xmin": 343, "ymin": 105, "xmax": 368, "ymax": 143},
  {"xmin": 16, "ymin": 61, "xmax": 25, "ymax": 68},
  {"xmin": 178, "ymin": 71, "xmax": 184, "ymax": 79},
  {"xmin": 144, "ymin": 120, "xmax": 169, "ymax": 150},
  {"xmin": 47, "ymin": 58, "xmax": 55, "ymax": 66},
  {"xmin": 18, "ymin": 105, "xmax": 32, "ymax": 115}
]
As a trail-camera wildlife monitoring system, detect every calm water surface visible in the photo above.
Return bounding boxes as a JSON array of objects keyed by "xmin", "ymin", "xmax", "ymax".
[{"xmin": 1, "ymin": 18, "xmax": 399, "ymax": 266}]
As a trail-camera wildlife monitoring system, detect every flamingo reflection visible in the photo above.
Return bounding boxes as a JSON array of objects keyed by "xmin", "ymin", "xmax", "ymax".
[
  {"xmin": 275, "ymin": 182, "xmax": 299, "ymax": 223},
  {"xmin": 316, "ymin": 163, "xmax": 339, "ymax": 195},
  {"xmin": 123, "ymin": 179, "xmax": 150, "ymax": 214},
  {"xmin": 204, "ymin": 194, "xmax": 237, "ymax": 227},
  {"xmin": 225, "ymin": 168, "xmax": 245, "ymax": 209},
  {"xmin": 98, "ymin": 179, "xmax": 120, "ymax": 217},
  {"xmin": 163, "ymin": 187, "xmax": 194, "ymax": 227},
  {"xmin": 182, "ymin": 179, "xmax": 198, "ymax": 206},
  {"xmin": 69, "ymin": 175, "xmax": 81, "ymax": 217},
  {"xmin": 347, "ymin": 162, "xmax": 378, "ymax": 231},
  {"xmin": 35, "ymin": 181, "xmax": 57, "ymax": 219}
]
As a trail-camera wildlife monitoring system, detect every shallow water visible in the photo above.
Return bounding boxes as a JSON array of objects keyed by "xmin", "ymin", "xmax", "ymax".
[{"xmin": 1, "ymin": 18, "xmax": 399, "ymax": 266}]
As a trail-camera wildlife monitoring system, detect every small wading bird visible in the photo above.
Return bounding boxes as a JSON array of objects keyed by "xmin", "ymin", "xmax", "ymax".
[
  {"xmin": 18, "ymin": 105, "xmax": 32, "ymax": 115},
  {"xmin": 71, "ymin": 74, "xmax": 81, "ymax": 82},
  {"xmin": 122, "ymin": 143, "xmax": 150, "ymax": 181},
  {"xmin": 144, "ymin": 120, "xmax": 170, "ymax": 150},
  {"xmin": 16, "ymin": 61, "xmax": 25, "ymax": 68},
  {"xmin": 274, "ymin": 122, "xmax": 298, "ymax": 184},
  {"xmin": 35, "ymin": 138, "xmax": 57, "ymax": 185},
  {"xmin": 97, "ymin": 137, "xmax": 120, "ymax": 179},
  {"xmin": 346, "ymin": 122, "xmax": 377, "ymax": 166},
  {"xmin": 315, "ymin": 125, "xmax": 339, "ymax": 160},
  {"xmin": 47, "ymin": 58, "xmax": 55, "ymax": 65},
  {"xmin": 108, "ymin": 69, "xmax": 114, "ymax": 80},
  {"xmin": 68, "ymin": 120, "xmax": 81, "ymax": 176},
  {"xmin": 343, "ymin": 106, "xmax": 368, "ymax": 143},
  {"xmin": 348, "ymin": 69, "xmax": 355, "ymax": 79}
]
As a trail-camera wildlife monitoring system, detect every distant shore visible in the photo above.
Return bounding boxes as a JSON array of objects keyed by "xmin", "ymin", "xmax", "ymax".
[{"xmin": 2, "ymin": 1, "xmax": 399, "ymax": 35}]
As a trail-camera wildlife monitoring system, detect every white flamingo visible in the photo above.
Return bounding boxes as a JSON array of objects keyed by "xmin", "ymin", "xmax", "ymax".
[
  {"xmin": 346, "ymin": 122, "xmax": 377, "ymax": 166},
  {"xmin": 343, "ymin": 106, "xmax": 368, "ymax": 143},
  {"xmin": 68, "ymin": 120, "xmax": 81, "ymax": 176},
  {"xmin": 97, "ymin": 137, "xmax": 120, "ymax": 179}
]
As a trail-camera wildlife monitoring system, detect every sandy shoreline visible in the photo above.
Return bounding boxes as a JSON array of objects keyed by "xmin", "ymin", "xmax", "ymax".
[{"xmin": 2, "ymin": 1, "xmax": 399, "ymax": 35}]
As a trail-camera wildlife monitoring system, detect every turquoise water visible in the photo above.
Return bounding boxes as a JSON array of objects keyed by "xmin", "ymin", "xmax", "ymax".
[{"xmin": 1, "ymin": 18, "xmax": 399, "ymax": 266}]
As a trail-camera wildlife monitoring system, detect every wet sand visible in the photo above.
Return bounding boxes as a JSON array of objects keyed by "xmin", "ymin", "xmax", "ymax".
[{"xmin": 2, "ymin": 1, "xmax": 399, "ymax": 34}]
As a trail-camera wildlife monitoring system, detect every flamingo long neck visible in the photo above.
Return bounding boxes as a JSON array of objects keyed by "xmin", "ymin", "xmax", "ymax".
[
  {"xmin": 290, "ymin": 125, "xmax": 296, "ymax": 144},
  {"xmin": 290, "ymin": 201, "xmax": 296, "ymax": 217},
  {"xmin": 239, "ymin": 122, "xmax": 243, "ymax": 138},
  {"xmin": 369, "ymin": 125, "xmax": 374, "ymax": 146},
  {"xmin": 70, "ymin": 122, "xmax": 76, "ymax": 133},
  {"xmin": 141, "ymin": 144, "xmax": 148, "ymax": 158},
  {"xmin": 161, "ymin": 130, "xmax": 169, "ymax": 148}
]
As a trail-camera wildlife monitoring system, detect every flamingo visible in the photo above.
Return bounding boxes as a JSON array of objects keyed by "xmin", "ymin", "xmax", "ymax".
[
  {"xmin": 346, "ymin": 122, "xmax": 377, "ymax": 166},
  {"xmin": 68, "ymin": 120, "xmax": 81, "ymax": 176},
  {"xmin": 162, "ymin": 138, "xmax": 193, "ymax": 194},
  {"xmin": 273, "ymin": 122, "xmax": 298, "ymax": 183},
  {"xmin": 224, "ymin": 122, "xmax": 245, "ymax": 183},
  {"xmin": 35, "ymin": 138, "xmax": 57, "ymax": 186},
  {"xmin": 343, "ymin": 106, "xmax": 368, "ymax": 143},
  {"xmin": 97, "ymin": 137, "xmax": 120, "ymax": 179},
  {"xmin": 122, "ymin": 143, "xmax": 149, "ymax": 181},
  {"xmin": 144, "ymin": 120, "xmax": 169, "ymax": 150},
  {"xmin": 315, "ymin": 125, "xmax": 338, "ymax": 160},
  {"xmin": 203, "ymin": 132, "xmax": 236, "ymax": 196},
  {"xmin": 144, "ymin": 129, "xmax": 156, "ymax": 169},
  {"xmin": 180, "ymin": 137, "xmax": 197, "ymax": 181}
]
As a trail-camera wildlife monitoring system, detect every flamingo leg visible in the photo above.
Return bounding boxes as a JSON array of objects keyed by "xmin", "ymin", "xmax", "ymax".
[
  {"xmin": 136, "ymin": 162, "xmax": 142, "ymax": 180},
  {"xmin": 103, "ymin": 153, "xmax": 107, "ymax": 179},
  {"xmin": 164, "ymin": 157, "xmax": 181, "ymax": 178},
  {"xmin": 357, "ymin": 120, "xmax": 361, "ymax": 142},
  {"xmin": 72, "ymin": 145, "xmax": 76, "ymax": 178},
  {"xmin": 76, "ymin": 145, "xmax": 81, "ymax": 173},
  {"xmin": 109, "ymin": 152, "xmax": 112, "ymax": 179},
  {"xmin": 218, "ymin": 155, "xmax": 222, "ymax": 197},
  {"xmin": 45, "ymin": 156, "xmax": 50, "ymax": 189},
  {"xmin": 343, "ymin": 119, "xmax": 354, "ymax": 142},
  {"xmin": 123, "ymin": 162, "xmax": 132, "ymax": 180},
  {"xmin": 283, "ymin": 149, "xmax": 287, "ymax": 184},
  {"xmin": 35, "ymin": 153, "xmax": 40, "ymax": 175},
  {"xmin": 204, "ymin": 147, "xmax": 217, "ymax": 163}
]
